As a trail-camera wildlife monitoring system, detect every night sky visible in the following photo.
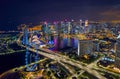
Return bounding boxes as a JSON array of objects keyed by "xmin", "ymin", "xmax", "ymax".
[{"xmin": 0, "ymin": 0, "xmax": 120, "ymax": 30}]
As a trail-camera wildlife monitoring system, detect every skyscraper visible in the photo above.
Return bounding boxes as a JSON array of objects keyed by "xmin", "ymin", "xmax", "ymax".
[
  {"xmin": 84, "ymin": 20, "xmax": 89, "ymax": 33},
  {"xmin": 78, "ymin": 40, "xmax": 93, "ymax": 56},
  {"xmin": 115, "ymin": 34, "xmax": 120, "ymax": 69}
]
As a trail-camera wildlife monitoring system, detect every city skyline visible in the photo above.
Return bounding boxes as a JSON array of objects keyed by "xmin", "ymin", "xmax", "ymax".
[{"xmin": 0, "ymin": 19, "xmax": 120, "ymax": 79}]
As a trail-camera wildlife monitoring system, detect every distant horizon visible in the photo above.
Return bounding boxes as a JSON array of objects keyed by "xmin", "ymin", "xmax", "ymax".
[{"xmin": 0, "ymin": 19, "xmax": 120, "ymax": 31}]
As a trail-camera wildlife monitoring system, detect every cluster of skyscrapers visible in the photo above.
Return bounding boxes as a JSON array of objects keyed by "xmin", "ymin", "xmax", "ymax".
[{"xmin": 24, "ymin": 20, "xmax": 120, "ymax": 70}]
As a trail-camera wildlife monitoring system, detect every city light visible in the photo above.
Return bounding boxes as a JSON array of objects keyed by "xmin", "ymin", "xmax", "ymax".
[{"xmin": 0, "ymin": 0, "xmax": 120, "ymax": 79}]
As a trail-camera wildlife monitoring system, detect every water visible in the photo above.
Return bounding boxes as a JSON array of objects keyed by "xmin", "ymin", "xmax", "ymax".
[
  {"xmin": 49, "ymin": 36, "xmax": 79, "ymax": 51},
  {"xmin": 0, "ymin": 51, "xmax": 26, "ymax": 74},
  {"xmin": 0, "ymin": 51, "xmax": 44, "ymax": 74}
]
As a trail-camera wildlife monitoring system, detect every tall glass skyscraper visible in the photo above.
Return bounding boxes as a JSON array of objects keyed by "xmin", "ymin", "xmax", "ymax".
[
  {"xmin": 115, "ymin": 34, "xmax": 120, "ymax": 69},
  {"xmin": 78, "ymin": 40, "xmax": 93, "ymax": 56}
]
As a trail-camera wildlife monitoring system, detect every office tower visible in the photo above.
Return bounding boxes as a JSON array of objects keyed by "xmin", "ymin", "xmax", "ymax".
[
  {"xmin": 115, "ymin": 34, "xmax": 120, "ymax": 69},
  {"xmin": 84, "ymin": 20, "xmax": 89, "ymax": 33},
  {"xmin": 78, "ymin": 40, "xmax": 93, "ymax": 56}
]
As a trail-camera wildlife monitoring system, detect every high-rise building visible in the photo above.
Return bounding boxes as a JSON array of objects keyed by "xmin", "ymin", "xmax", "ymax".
[
  {"xmin": 84, "ymin": 20, "xmax": 89, "ymax": 33},
  {"xmin": 115, "ymin": 34, "xmax": 120, "ymax": 69},
  {"xmin": 78, "ymin": 40, "xmax": 93, "ymax": 56},
  {"xmin": 93, "ymin": 40, "xmax": 99, "ymax": 52},
  {"xmin": 66, "ymin": 22, "xmax": 71, "ymax": 34}
]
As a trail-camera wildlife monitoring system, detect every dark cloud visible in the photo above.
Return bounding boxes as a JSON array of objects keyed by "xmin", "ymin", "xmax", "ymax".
[{"xmin": 100, "ymin": 5, "xmax": 120, "ymax": 21}]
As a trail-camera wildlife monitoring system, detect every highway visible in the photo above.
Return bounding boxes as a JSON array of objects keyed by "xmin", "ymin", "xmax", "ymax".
[
  {"xmin": 36, "ymin": 47, "xmax": 106, "ymax": 79},
  {"xmin": 27, "ymin": 47, "xmax": 106, "ymax": 79},
  {"xmin": 70, "ymin": 55, "xmax": 105, "ymax": 78},
  {"xmin": 17, "ymin": 32, "xmax": 106, "ymax": 79}
]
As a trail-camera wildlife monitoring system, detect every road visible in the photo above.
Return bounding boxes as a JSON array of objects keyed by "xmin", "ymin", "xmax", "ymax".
[
  {"xmin": 37, "ymin": 47, "xmax": 106, "ymax": 79},
  {"xmin": 28, "ymin": 47, "xmax": 106, "ymax": 79},
  {"xmin": 70, "ymin": 55, "xmax": 105, "ymax": 78},
  {"xmin": 17, "ymin": 33, "xmax": 106, "ymax": 79}
]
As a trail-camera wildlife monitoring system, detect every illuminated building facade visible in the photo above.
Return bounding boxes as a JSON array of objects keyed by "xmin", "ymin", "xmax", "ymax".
[
  {"xmin": 78, "ymin": 40, "xmax": 93, "ymax": 56},
  {"xmin": 67, "ymin": 22, "xmax": 71, "ymax": 34},
  {"xmin": 84, "ymin": 20, "xmax": 89, "ymax": 33},
  {"xmin": 115, "ymin": 34, "xmax": 120, "ymax": 69}
]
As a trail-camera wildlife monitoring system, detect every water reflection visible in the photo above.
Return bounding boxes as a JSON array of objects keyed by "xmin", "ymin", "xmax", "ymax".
[{"xmin": 49, "ymin": 35, "xmax": 78, "ymax": 51}]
